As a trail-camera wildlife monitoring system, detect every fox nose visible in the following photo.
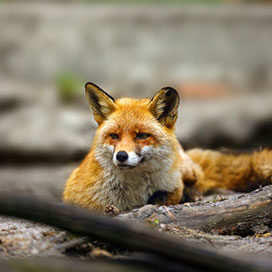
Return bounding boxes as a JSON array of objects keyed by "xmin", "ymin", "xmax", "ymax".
[{"xmin": 116, "ymin": 151, "xmax": 128, "ymax": 163}]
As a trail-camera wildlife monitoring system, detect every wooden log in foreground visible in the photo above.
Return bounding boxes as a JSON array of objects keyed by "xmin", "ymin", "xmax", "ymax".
[
  {"xmin": 0, "ymin": 189, "xmax": 271, "ymax": 272},
  {"xmin": 0, "ymin": 254, "xmax": 215, "ymax": 272},
  {"xmin": 0, "ymin": 256, "xmax": 163, "ymax": 272}
]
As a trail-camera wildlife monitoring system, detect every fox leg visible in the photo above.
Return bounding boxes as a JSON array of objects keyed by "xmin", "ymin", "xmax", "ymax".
[
  {"xmin": 181, "ymin": 164, "xmax": 205, "ymax": 202},
  {"xmin": 148, "ymin": 187, "xmax": 183, "ymax": 206},
  {"xmin": 178, "ymin": 149, "xmax": 205, "ymax": 202}
]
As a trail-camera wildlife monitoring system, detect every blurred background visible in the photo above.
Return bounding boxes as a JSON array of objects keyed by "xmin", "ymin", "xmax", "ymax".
[{"xmin": 0, "ymin": 0, "xmax": 272, "ymax": 200}]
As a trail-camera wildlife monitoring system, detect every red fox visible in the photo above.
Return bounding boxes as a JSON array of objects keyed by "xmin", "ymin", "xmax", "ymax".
[{"xmin": 63, "ymin": 82, "xmax": 272, "ymax": 212}]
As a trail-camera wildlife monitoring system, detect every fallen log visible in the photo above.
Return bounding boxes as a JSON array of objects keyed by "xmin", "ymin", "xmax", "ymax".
[
  {"xmin": 119, "ymin": 185, "xmax": 272, "ymax": 236},
  {"xmin": 0, "ymin": 190, "xmax": 271, "ymax": 271}
]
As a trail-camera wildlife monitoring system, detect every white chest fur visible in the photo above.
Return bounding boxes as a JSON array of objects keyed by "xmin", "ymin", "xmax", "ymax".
[{"xmin": 92, "ymin": 164, "xmax": 180, "ymax": 211}]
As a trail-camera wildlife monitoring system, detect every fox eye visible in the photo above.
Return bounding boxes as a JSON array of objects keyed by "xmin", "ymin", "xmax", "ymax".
[
  {"xmin": 110, "ymin": 133, "xmax": 119, "ymax": 140},
  {"xmin": 136, "ymin": 133, "xmax": 150, "ymax": 140}
]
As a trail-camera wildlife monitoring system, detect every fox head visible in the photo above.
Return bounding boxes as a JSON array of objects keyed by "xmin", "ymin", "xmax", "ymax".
[{"xmin": 85, "ymin": 82, "xmax": 180, "ymax": 170}]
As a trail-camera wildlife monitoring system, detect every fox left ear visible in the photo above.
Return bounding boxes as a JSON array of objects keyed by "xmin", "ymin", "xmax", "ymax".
[
  {"xmin": 148, "ymin": 87, "xmax": 180, "ymax": 128},
  {"xmin": 85, "ymin": 82, "xmax": 116, "ymax": 125}
]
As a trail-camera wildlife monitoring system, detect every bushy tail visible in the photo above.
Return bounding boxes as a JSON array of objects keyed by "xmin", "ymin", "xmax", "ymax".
[{"xmin": 186, "ymin": 148, "xmax": 272, "ymax": 194}]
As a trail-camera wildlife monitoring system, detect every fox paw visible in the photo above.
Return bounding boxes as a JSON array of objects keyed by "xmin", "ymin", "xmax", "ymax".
[
  {"xmin": 148, "ymin": 191, "xmax": 168, "ymax": 205},
  {"xmin": 181, "ymin": 186, "xmax": 203, "ymax": 203},
  {"xmin": 104, "ymin": 205, "xmax": 120, "ymax": 216}
]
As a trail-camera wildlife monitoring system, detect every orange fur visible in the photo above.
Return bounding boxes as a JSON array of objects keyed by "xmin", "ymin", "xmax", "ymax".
[
  {"xmin": 165, "ymin": 187, "xmax": 183, "ymax": 205},
  {"xmin": 187, "ymin": 148, "xmax": 272, "ymax": 194},
  {"xmin": 63, "ymin": 83, "xmax": 272, "ymax": 212}
]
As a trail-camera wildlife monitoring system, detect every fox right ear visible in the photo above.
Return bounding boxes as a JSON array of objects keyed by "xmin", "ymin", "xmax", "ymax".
[
  {"xmin": 149, "ymin": 87, "xmax": 180, "ymax": 129},
  {"xmin": 85, "ymin": 82, "xmax": 116, "ymax": 124}
]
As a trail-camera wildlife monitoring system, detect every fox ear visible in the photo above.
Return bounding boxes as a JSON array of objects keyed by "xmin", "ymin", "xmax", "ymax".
[
  {"xmin": 85, "ymin": 82, "xmax": 116, "ymax": 124},
  {"xmin": 149, "ymin": 87, "xmax": 180, "ymax": 128}
]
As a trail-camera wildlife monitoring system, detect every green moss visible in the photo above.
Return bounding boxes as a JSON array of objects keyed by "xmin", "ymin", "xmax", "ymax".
[{"xmin": 56, "ymin": 73, "xmax": 83, "ymax": 102}]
